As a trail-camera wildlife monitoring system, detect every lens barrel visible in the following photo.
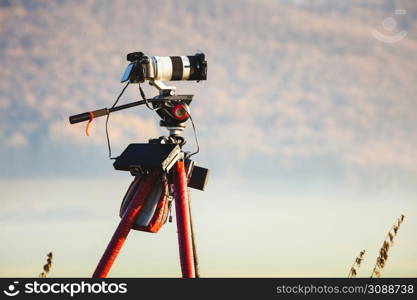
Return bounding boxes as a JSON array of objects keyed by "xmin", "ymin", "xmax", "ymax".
[{"xmin": 151, "ymin": 53, "xmax": 207, "ymax": 82}]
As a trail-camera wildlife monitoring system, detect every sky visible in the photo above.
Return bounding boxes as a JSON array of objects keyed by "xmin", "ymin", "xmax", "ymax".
[{"xmin": 0, "ymin": 0, "xmax": 416, "ymax": 277}]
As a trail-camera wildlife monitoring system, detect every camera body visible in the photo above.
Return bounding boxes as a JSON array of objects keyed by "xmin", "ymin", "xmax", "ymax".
[{"xmin": 121, "ymin": 52, "xmax": 207, "ymax": 83}]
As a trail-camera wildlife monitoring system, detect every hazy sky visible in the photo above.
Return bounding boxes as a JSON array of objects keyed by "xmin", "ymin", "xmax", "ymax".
[{"xmin": 1, "ymin": 0, "xmax": 416, "ymax": 277}]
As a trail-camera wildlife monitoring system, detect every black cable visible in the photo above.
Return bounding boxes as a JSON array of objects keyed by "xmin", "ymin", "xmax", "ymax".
[
  {"xmin": 106, "ymin": 81, "xmax": 130, "ymax": 159},
  {"xmin": 139, "ymin": 83, "xmax": 157, "ymax": 111},
  {"xmin": 187, "ymin": 111, "xmax": 200, "ymax": 158}
]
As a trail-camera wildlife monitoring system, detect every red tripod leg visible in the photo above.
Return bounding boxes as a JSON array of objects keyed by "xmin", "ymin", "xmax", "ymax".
[
  {"xmin": 173, "ymin": 161, "xmax": 196, "ymax": 278},
  {"xmin": 92, "ymin": 172, "xmax": 158, "ymax": 278}
]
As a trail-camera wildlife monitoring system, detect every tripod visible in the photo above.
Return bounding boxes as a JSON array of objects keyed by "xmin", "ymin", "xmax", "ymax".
[{"xmin": 69, "ymin": 91, "xmax": 209, "ymax": 278}]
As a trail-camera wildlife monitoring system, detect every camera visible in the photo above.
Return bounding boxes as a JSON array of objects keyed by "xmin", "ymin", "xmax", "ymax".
[{"xmin": 121, "ymin": 52, "xmax": 207, "ymax": 83}]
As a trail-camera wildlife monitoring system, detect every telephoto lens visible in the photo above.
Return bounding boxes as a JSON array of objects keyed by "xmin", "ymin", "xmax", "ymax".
[
  {"xmin": 122, "ymin": 52, "xmax": 207, "ymax": 83},
  {"xmin": 147, "ymin": 53, "xmax": 207, "ymax": 82}
]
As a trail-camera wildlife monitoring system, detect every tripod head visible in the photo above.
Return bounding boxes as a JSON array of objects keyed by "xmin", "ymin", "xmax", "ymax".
[{"xmin": 151, "ymin": 94, "xmax": 193, "ymax": 136}]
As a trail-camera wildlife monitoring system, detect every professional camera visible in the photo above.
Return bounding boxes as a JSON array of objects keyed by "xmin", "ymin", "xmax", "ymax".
[
  {"xmin": 121, "ymin": 52, "xmax": 207, "ymax": 84},
  {"xmin": 70, "ymin": 51, "xmax": 207, "ymax": 127}
]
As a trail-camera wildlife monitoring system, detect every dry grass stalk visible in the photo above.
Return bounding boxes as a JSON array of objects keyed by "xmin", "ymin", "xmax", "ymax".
[
  {"xmin": 348, "ymin": 249, "xmax": 366, "ymax": 278},
  {"xmin": 370, "ymin": 214, "xmax": 405, "ymax": 278},
  {"xmin": 39, "ymin": 252, "xmax": 53, "ymax": 278}
]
